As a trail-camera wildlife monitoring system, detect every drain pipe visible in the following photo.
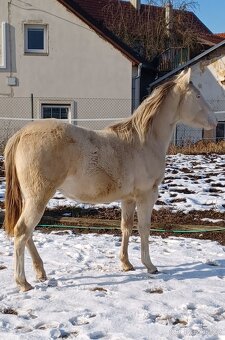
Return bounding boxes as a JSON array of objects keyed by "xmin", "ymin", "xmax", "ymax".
[{"xmin": 132, "ymin": 63, "xmax": 142, "ymax": 112}]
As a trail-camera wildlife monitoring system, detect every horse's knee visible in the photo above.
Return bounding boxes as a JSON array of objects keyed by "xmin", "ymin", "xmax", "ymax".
[{"xmin": 121, "ymin": 221, "xmax": 133, "ymax": 234}]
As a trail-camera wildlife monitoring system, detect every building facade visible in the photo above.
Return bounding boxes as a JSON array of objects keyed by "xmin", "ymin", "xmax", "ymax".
[{"xmin": 0, "ymin": 0, "xmax": 144, "ymax": 145}]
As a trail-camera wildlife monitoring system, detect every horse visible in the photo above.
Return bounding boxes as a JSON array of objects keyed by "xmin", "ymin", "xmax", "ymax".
[{"xmin": 4, "ymin": 69, "xmax": 217, "ymax": 292}]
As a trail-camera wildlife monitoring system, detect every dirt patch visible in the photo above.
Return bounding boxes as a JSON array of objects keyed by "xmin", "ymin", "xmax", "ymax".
[
  {"xmin": 0, "ymin": 158, "xmax": 4, "ymax": 177},
  {"xmin": 1, "ymin": 204, "xmax": 225, "ymax": 244},
  {"xmin": 32, "ymin": 207, "xmax": 225, "ymax": 245},
  {"xmin": 1, "ymin": 308, "xmax": 18, "ymax": 315}
]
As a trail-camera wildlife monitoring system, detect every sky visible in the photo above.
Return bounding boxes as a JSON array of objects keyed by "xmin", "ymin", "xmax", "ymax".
[{"xmin": 195, "ymin": 0, "xmax": 225, "ymax": 34}]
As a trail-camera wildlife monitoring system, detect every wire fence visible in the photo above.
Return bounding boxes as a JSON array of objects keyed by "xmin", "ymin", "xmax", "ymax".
[{"xmin": 0, "ymin": 96, "xmax": 225, "ymax": 150}]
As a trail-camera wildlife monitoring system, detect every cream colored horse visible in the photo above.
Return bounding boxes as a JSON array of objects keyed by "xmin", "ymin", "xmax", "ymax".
[{"xmin": 4, "ymin": 69, "xmax": 217, "ymax": 291}]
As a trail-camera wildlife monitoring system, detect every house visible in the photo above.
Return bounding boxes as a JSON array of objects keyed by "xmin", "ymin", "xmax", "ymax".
[
  {"xmin": 149, "ymin": 40, "xmax": 225, "ymax": 145},
  {"xmin": 0, "ymin": 0, "xmax": 155, "ymax": 146},
  {"xmin": 0, "ymin": 0, "xmax": 223, "ymax": 147},
  {"xmin": 62, "ymin": 0, "xmax": 225, "ymax": 98}
]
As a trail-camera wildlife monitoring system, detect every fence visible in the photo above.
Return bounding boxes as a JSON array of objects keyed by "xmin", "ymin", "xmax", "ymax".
[
  {"xmin": 0, "ymin": 96, "xmax": 133, "ymax": 150},
  {"xmin": 0, "ymin": 96, "xmax": 225, "ymax": 150}
]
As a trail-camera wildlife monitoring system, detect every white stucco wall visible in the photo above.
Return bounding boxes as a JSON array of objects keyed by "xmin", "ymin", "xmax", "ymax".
[
  {"xmin": 190, "ymin": 50, "xmax": 225, "ymax": 119},
  {"xmin": 0, "ymin": 0, "xmax": 134, "ymax": 128},
  {"xmin": 176, "ymin": 47, "xmax": 225, "ymax": 144},
  {"xmin": 0, "ymin": 1, "xmax": 10, "ymax": 95}
]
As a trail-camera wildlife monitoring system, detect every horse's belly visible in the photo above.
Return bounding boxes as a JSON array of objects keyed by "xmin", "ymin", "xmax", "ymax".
[{"xmin": 58, "ymin": 175, "xmax": 127, "ymax": 204}]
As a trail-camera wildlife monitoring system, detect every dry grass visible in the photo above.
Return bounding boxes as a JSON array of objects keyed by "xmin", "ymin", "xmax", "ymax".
[{"xmin": 168, "ymin": 140, "xmax": 225, "ymax": 155}]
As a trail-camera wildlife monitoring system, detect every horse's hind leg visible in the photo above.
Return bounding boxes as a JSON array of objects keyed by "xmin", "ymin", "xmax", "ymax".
[
  {"xmin": 26, "ymin": 236, "xmax": 47, "ymax": 282},
  {"xmin": 14, "ymin": 201, "xmax": 46, "ymax": 292},
  {"xmin": 120, "ymin": 200, "xmax": 136, "ymax": 271}
]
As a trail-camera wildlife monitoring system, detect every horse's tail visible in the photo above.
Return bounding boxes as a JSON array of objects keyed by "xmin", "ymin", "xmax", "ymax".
[{"xmin": 4, "ymin": 131, "xmax": 23, "ymax": 237}]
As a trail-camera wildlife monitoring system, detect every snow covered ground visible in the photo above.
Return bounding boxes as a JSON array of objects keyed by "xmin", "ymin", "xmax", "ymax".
[
  {"xmin": 1, "ymin": 231, "xmax": 225, "ymax": 339},
  {"xmin": 1, "ymin": 154, "xmax": 225, "ymax": 214},
  {"xmin": 0, "ymin": 154, "xmax": 225, "ymax": 339}
]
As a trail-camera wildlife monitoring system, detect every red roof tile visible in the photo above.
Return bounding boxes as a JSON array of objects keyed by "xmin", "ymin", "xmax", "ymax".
[
  {"xmin": 58, "ymin": 0, "xmax": 215, "ymax": 63},
  {"xmin": 215, "ymin": 33, "xmax": 225, "ymax": 39},
  {"xmin": 72, "ymin": 0, "xmax": 212, "ymax": 36},
  {"xmin": 199, "ymin": 34, "xmax": 224, "ymax": 46}
]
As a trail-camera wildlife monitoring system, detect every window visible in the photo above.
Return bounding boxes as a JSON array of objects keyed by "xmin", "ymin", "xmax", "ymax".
[
  {"xmin": 42, "ymin": 104, "xmax": 70, "ymax": 120},
  {"xmin": 216, "ymin": 122, "xmax": 225, "ymax": 142},
  {"xmin": 24, "ymin": 24, "xmax": 48, "ymax": 54}
]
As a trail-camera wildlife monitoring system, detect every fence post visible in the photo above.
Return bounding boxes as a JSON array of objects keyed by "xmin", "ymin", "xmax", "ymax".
[{"xmin": 31, "ymin": 93, "xmax": 34, "ymax": 120}]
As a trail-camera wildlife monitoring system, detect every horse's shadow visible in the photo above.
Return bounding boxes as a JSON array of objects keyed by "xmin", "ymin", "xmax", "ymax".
[{"xmin": 52, "ymin": 259, "xmax": 225, "ymax": 289}]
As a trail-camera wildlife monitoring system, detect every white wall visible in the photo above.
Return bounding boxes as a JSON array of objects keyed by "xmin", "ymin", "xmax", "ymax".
[
  {"xmin": 5, "ymin": 0, "xmax": 133, "ymax": 98},
  {"xmin": 191, "ymin": 50, "xmax": 225, "ymax": 119},
  {"xmin": 0, "ymin": 0, "xmax": 135, "ymax": 135}
]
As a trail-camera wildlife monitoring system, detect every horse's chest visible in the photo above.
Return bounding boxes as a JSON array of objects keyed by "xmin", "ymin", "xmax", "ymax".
[{"xmin": 134, "ymin": 160, "xmax": 165, "ymax": 191}]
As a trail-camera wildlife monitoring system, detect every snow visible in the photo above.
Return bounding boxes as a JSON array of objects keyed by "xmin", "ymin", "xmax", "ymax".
[
  {"xmin": 1, "ymin": 231, "xmax": 225, "ymax": 339},
  {"xmin": 0, "ymin": 154, "xmax": 225, "ymax": 338},
  {"xmin": 2, "ymin": 154, "xmax": 224, "ymax": 215}
]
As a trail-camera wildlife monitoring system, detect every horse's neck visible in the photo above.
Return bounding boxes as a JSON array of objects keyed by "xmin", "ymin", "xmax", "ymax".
[{"xmin": 145, "ymin": 95, "xmax": 179, "ymax": 155}]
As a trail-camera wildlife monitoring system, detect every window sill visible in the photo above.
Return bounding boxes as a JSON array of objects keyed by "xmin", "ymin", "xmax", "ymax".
[{"xmin": 24, "ymin": 52, "xmax": 49, "ymax": 56}]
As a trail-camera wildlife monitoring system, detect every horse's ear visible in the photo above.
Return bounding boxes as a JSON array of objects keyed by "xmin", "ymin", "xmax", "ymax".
[{"xmin": 176, "ymin": 68, "xmax": 191, "ymax": 87}]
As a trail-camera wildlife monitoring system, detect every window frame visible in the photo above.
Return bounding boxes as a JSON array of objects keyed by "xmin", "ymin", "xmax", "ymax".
[
  {"xmin": 41, "ymin": 104, "xmax": 71, "ymax": 121},
  {"xmin": 216, "ymin": 121, "xmax": 225, "ymax": 142},
  {"xmin": 24, "ymin": 24, "xmax": 48, "ymax": 54}
]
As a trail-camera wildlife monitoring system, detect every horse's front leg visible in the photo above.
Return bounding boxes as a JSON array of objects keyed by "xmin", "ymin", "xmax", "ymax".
[
  {"xmin": 120, "ymin": 199, "xmax": 136, "ymax": 271},
  {"xmin": 136, "ymin": 189, "xmax": 158, "ymax": 274}
]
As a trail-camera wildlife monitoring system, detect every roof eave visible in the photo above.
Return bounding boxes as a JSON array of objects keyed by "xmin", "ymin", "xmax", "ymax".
[
  {"xmin": 57, "ymin": 0, "xmax": 143, "ymax": 65},
  {"xmin": 149, "ymin": 39, "xmax": 225, "ymax": 89}
]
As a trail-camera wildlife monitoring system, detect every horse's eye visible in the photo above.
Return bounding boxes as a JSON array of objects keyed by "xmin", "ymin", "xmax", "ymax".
[{"xmin": 197, "ymin": 94, "xmax": 201, "ymax": 98}]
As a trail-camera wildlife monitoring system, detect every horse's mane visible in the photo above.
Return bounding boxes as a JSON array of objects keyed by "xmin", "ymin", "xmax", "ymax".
[{"xmin": 108, "ymin": 78, "xmax": 177, "ymax": 143}]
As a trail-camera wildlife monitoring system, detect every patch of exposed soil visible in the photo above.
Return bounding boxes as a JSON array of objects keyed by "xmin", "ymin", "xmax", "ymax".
[
  {"xmin": 0, "ymin": 158, "xmax": 4, "ymax": 177},
  {"xmin": 36, "ymin": 207, "xmax": 225, "ymax": 245},
  {"xmin": 1, "ymin": 205, "xmax": 225, "ymax": 244}
]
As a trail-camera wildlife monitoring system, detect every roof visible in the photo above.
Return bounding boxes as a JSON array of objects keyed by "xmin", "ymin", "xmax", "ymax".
[
  {"xmin": 149, "ymin": 39, "xmax": 225, "ymax": 89},
  {"xmin": 57, "ymin": 0, "xmax": 216, "ymax": 65},
  {"xmin": 215, "ymin": 33, "xmax": 225, "ymax": 39},
  {"xmin": 198, "ymin": 34, "xmax": 224, "ymax": 46},
  {"xmin": 71, "ymin": 0, "xmax": 212, "ymax": 36},
  {"xmin": 57, "ymin": 0, "xmax": 223, "ymax": 71},
  {"xmin": 57, "ymin": 0, "xmax": 149, "ymax": 66}
]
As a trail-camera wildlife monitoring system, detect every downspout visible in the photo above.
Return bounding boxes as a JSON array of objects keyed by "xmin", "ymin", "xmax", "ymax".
[
  {"xmin": 132, "ymin": 63, "xmax": 142, "ymax": 112},
  {"xmin": 0, "ymin": 22, "xmax": 7, "ymax": 69},
  {"xmin": 8, "ymin": 0, "xmax": 14, "ymax": 97}
]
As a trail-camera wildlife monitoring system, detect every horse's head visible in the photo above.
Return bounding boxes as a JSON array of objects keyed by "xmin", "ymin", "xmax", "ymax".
[{"xmin": 175, "ymin": 69, "xmax": 217, "ymax": 130}]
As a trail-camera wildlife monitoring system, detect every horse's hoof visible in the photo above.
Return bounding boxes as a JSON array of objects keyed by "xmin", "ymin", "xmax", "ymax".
[
  {"xmin": 123, "ymin": 266, "xmax": 135, "ymax": 272},
  {"xmin": 122, "ymin": 264, "xmax": 135, "ymax": 271},
  {"xmin": 37, "ymin": 275, "xmax": 47, "ymax": 282},
  {"xmin": 148, "ymin": 269, "xmax": 159, "ymax": 274},
  {"xmin": 20, "ymin": 283, "xmax": 34, "ymax": 292}
]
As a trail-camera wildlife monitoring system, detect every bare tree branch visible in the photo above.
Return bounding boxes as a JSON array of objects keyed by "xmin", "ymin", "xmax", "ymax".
[{"xmin": 102, "ymin": 0, "xmax": 200, "ymax": 62}]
